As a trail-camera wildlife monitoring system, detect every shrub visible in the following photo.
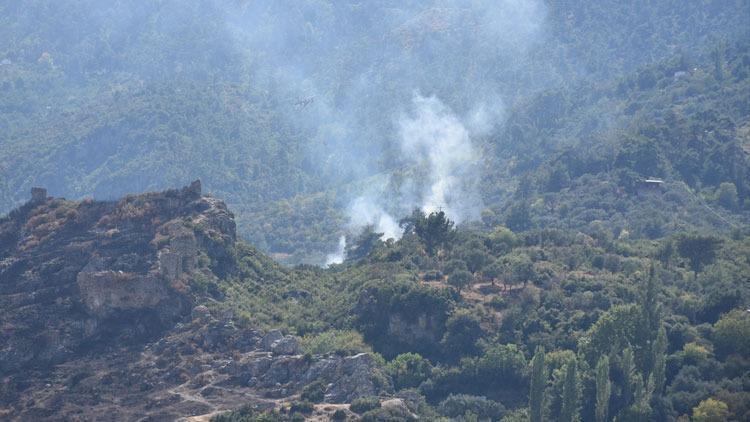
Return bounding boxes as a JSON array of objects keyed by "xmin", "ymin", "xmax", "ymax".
[
  {"xmin": 301, "ymin": 380, "xmax": 327, "ymax": 403},
  {"xmin": 438, "ymin": 394, "xmax": 506, "ymax": 420},
  {"xmin": 331, "ymin": 409, "xmax": 347, "ymax": 421},
  {"xmin": 692, "ymin": 398, "xmax": 730, "ymax": 422},
  {"xmin": 290, "ymin": 401, "xmax": 314, "ymax": 414},
  {"xmin": 386, "ymin": 353, "xmax": 432, "ymax": 390},
  {"xmin": 488, "ymin": 295, "xmax": 507, "ymax": 310},
  {"xmin": 350, "ymin": 396, "xmax": 381, "ymax": 414},
  {"xmin": 300, "ymin": 330, "xmax": 371, "ymax": 356},
  {"xmin": 712, "ymin": 309, "xmax": 750, "ymax": 358}
]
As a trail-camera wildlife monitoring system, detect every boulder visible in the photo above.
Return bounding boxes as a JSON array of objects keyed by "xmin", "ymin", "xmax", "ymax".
[
  {"xmin": 261, "ymin": 330, "xmax": 284, "ymax": 351},
  {"xmin": 324, "ymin": 353, "xmax": 382, "ymax": 403},
  {"xmin": 270, "ymin": 336, "xmax": 301, "ymax": 356}
]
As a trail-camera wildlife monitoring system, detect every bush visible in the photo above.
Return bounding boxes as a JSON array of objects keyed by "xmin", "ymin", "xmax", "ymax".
[
  {"xmin": 438, "ymin": 394, "xmax": 506, "ymax": 420},
  {"xmin": 289, "ymin": 414, "xmax": 305, "ymax": 422},
  {"xmin": 386, "ymin": 353, "xmax": 432, "ymax": 390},
  {"xmin": 423, "ymin": 270, "xmax": 443, "ymax": 281},
  {"xmin": 300, "ymin": 330, "xmax": 371, "ymax": 356},
  {"xmin": 331, "ymin": 409, "xmax": 347, "ymax": 421},
  {"xmin": 692, "ymin": 398, "xmax": 730, "ymax": 422},
  {"xmin": 488, "ymin": 295, "xmax": 507, "ymax": 310},
  {"xmin": 361, "ymin": 405, "xmax": 418, "ymax": 422},
  {"xmin": 290, "ymin": 401, "xmax": 314, "ymax": 415},
  {"xmin": 350, "ymin": 396, "xmax": 381, "ymax": 414},
  {"xmin": 301, "ymin": 379, "xmax": 327, "ymax": 403}
]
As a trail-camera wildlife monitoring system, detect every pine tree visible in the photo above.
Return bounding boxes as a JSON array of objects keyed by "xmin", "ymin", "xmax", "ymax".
[
  {"xmin": 529, "ymin": 346, "xmax": 547, "ymax": 422},
  {"xmin": 595, "ymin": 356, "xmax": 611, "ymax": 422},
  {"xmin": 560, "ymin": 362, "xmax": 579, "ymax": 422}
]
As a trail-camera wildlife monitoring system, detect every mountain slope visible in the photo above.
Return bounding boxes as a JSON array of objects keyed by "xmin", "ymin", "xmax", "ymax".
[
  {"xmin": 2, "ymin": 1, "xmax": 749, "ymax": 262},
  {"xmin": 0, "ymin": 184, "xmax": 387, "ymax": 420}
]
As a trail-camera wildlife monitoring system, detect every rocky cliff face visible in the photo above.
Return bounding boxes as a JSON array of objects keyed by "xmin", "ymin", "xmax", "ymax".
[
  {"xmin": 0, "ymin": 181, "xmax": 234, "ymax": 372},
  {"xmin": 0, "ymin": 183, "xmax": 389, "ymax": 420}
]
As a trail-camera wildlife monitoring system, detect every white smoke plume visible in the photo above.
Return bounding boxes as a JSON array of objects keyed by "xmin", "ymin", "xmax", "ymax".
[
  {"xmin": 346, "ymin": 93, "xmax": 484, "ymax": 239},
  {"xmin": 348, "ymin": 196, "xmax": 402, "ymax": 241},
  {"xmin": 399, "ymin": 93, "xmax": 483, "ymax": 221},
  {"xmin": 324, "ymin": 235, "xmax": 347, "ymax": 266}
]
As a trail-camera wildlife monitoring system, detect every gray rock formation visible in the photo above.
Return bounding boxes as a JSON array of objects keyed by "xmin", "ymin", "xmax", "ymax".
[{"xmin": 0, "ymin": 182, "xmax": 236, "ymax": 372}]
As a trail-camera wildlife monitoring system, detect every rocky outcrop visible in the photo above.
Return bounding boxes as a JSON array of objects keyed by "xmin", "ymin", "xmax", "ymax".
[
  {"xmin": 0, "ymin": 181, "xmax": 235, "ymax": 372},
  {"xmin": 0, "ymin": 183, "xmax": 391, "ymax": 420},
  {"xmin": 0, "ymin": 313, "xmax": 390, "ymax": 420},
  {"xmin": 260, "ymin": 330, "xmax": 301, "ymax": 356}
]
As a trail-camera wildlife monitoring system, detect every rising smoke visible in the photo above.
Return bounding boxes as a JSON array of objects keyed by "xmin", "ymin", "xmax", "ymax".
[
  {"xmin": 344, "ymin": 93, "xmax": 484, "ymax": 247},
  {"xmin": 325, "ymin": 235, "xmax": 347, "ymax": 266},
  {"xmin": 225, "ymin": 1, "xmax": 548, "ymax": 262}
]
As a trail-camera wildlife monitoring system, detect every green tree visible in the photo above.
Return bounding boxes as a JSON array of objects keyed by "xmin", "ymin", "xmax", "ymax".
[
  {"xmin": 346, "ymin": 225, "xmax": 384, "ymax": 261},
  {"xmin": 676, "ymin": 234, "xmax": 723, "ymax": 279},
  {"xmin": 655, "ymin": 239, "xmax": 674, "ymax": 267},
  {"xmin": 651, "ymin": 327, "xmax": 667, "ymax": 397},
  {"xmin": 441, "ymin": 312, "xmax": 483, "ymax": 360},
  {"xmin": 399, "ymin": 208, "xmax": 426, "ymax": 235},
  {"xmin": 595, "ymin": 356, "xmax": 611, "ymax": 422},
  {"xmin": 620, "ymin": 347, "xmax": 637, "ymax": 407},
  {"xmin": 619, "ymin": 373, "xmax": 652, "ymax": 422},
  {"xmin": 506, "ymin": 201, "xmax": 533, "ymax": 232},
  {"xmin": 580, "ymin": 305, "xmax": 649, "ymax": 370},
  {"xmin": 712, "ymin": 309, "xmax": 750, "ymax": 358},
  {"xmin": 501, "ymin": 253, "xmax": 535, "ymax": 288},
  {"xmin": 640, "ymin": 264, "xmax": 661, "ymax": 335},
  {"xmin": 560, "ymin": 362, "xmax": 580, "ymax": 422},
  {"xmin": 716, "ymin": 182, "xmax": 739, "ymax": 210},
  {"xmin": 529, "ymin": 346, "xmax": 547, "ymax": 422},
  {"xmin": 483, "ymin": 259, "xmax": 504, "ymax": 287},
  {"xmin": 443, "ymin": 259, "xmax": 468, "ymax": 276},
  {"xmin": 692, "ymin": 398, "xmax": 730, "ymax": 422},
  {"xmin": 386, "ymin": 353, "xmax": 432, "ymax": 390},
  {"xmin": 487, "ymin": 225, "xmax": 518, "ymax": 254},
  {"xmin": 462, "ymin": 239, "xmax": 490, "ymax": 274},
  {"xmin": 408, "ymin": 210, "xmax": 455, "ymax": 256},
  {"xmin": 448, "ymin": 270, "xmax": 473, "ymax": 293}
]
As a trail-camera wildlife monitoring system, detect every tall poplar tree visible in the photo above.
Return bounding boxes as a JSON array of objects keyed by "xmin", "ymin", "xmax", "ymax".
[
  {"xmin": 560, "ymin": 362, "xmax": 579, "ymax": 422},
  {"xmin": 529, "ymin": 346, "xmax": 547, "ymax": 422},
  {"xmin": 595, "ymin": 356, "xmax": 611, "ymax": 422}
]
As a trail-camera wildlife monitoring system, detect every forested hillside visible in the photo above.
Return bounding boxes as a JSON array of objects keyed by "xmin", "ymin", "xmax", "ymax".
[
  {"xmin": 1, "ymin": 1, "xmax": 748, "ymax": 262},
  {"xmin": 212, "ymin": 208, "xmax": 750, "ymax": 421},
  {"xmin": 1, "ymin": 4, "xmax": 749, "ymax": 419}
]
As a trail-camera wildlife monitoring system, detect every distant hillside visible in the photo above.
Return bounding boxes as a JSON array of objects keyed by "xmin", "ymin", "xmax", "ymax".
[{"xmin": 1, "ymin": 1, "xmax": 749, "ymax": 262}]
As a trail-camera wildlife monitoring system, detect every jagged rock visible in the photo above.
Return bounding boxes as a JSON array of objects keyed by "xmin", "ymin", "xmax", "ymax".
[
  {"xmin": 0, "ymin": 184, "xmax": 393, "ymax": 420},
  {"xmin": 270, "ymin": 336, "xmax": 301, "ymax": 356},
  {"xmin": 368, "ymin": 398, "xmax": 419, "ymax": 421},
  {"xmin": 260, "ymin": 330, "xmax": 284, "ymax": 351},
  {"xmin": 191, "ymin": 305, "xmax": 211, "ymax": 320},
  {"xmin": 324, "ymin": 353, "xmax": 382, "ymax": 403},
  {"xmin": 0, "ymin": 182, "xmax": 237, "ymax": 373},
  {"xmin": 77, "ymin": 270, "xmax": 169, "ymax": 317}
]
